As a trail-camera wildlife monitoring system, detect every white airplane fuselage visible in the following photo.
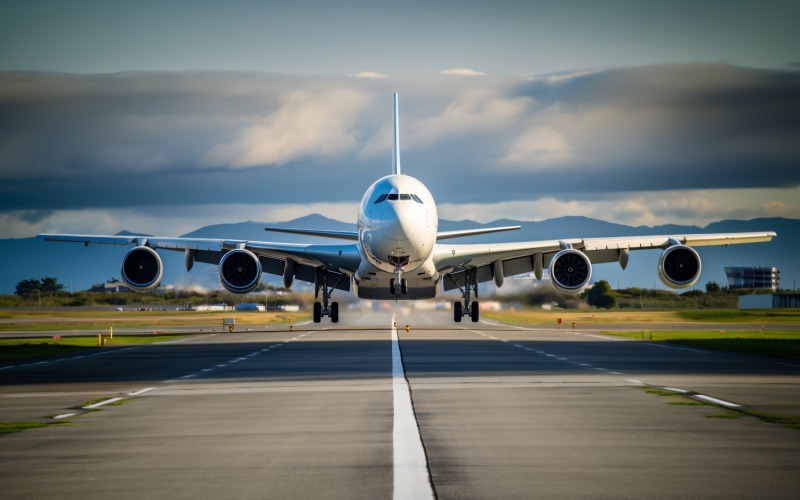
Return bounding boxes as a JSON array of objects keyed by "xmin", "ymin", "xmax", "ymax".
[{"xmin": 354, "ymin": 174, "xmax": 440, "ymax": 300}]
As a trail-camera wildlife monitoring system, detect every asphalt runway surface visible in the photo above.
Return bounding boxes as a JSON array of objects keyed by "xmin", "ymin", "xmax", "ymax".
[{"xmin": 1, "ymin": 309, "xmax": 799, "ymax": 499}]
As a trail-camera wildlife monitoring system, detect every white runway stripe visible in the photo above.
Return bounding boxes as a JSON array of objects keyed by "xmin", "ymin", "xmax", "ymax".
[{"xmin": 391, "ymin": 317, "xmax": 434, "ymax": 500}]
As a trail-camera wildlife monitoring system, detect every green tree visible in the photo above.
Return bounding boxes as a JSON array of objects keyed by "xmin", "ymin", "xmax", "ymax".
[
  {"xmin": 15, "ymin": 279, "xmax": 41, "ymax": 298},
  {"xmin": 587, "ymin": 280, "xmax": 617, "ymax": 309},
  {"xmin": 40, "ymin": 277, "xmax": 64, "ymax": 293},
  {"xmin": 705, "ymin": 281, "xmax": 721, "ymax": 294},
  {"xmin": 15, "ymin": 277, "xmax": 64, "ymax": 298}
]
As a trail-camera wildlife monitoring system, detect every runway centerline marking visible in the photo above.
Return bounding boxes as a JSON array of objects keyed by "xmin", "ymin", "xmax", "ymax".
[{"xmin": 391, "ymin": 316, "xmax": 435, "ymax": 500}]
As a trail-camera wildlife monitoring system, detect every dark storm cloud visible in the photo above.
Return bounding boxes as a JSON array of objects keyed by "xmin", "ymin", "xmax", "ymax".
[{"xmin": 0, "ymin": 64, "xmax": 798, "ymax": 211}]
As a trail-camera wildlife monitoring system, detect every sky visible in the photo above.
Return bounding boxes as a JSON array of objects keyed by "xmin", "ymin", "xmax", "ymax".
[{"xmin": 0, "ymin": 0, "xmax": 799, "ymax": 238}]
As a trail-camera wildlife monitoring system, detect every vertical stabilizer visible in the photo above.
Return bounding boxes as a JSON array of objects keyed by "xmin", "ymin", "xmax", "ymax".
[{"xmin": 393, "ymin": 92, "xmax": 401, "ymax": 175}]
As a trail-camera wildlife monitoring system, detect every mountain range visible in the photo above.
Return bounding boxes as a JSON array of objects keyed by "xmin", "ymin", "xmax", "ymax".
[{"xmin": 1, "ymin": 215, "xmax": 796, "ymax": 295}]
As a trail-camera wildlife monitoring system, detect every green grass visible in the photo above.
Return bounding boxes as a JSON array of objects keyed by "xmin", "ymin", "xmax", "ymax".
[
  {"xmin": 638, "ymin": 387, "xmax": 800, "ymax": 430},
  {"xmin": 0, "ymin": 422, "xmax": 53, "ymax": 434},
  {"xmin": 601, "ymin": 330, "xmax": 800, "ymax": 360},
  {"xmin": 675, "ymin": 309, "xmax": 800, "ymax": 323},
  {"xmin": 0, "ymin": 335, "xmax": 186, "ymax": 363},
  {"xmin": 705, "ymin": 412, "xmax": 745, "ymax": 419},
  {"xmin": 483, "ymin": 308, "xmax": 800, "ymax": 327},
  {"xmin": 0, "ymin": 311, "xmax": 310, "ymax": 332},
  {"xmin": 638, "ymin": 386, "xmax": 706, "ymax": 406}
]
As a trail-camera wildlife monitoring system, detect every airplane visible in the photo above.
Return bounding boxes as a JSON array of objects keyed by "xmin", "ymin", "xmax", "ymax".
[{"xmin": 39, "ymin": 93, "xmax": 777, "ymax": 323}]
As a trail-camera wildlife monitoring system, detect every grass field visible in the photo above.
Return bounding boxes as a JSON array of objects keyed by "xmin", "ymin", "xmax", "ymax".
[
  {"xmin": 482, "ymin": 308, "xmax": 800, "ymax": 325},
  {"xmin": 601, "ymin": 330, "xmax": 800, "ymax": 361},
  {"xmin": 0, "ymin": 310, "xmax": 310, "ymax": 332},
  {"xmin": 0, "ymin": 334, "xmax": 188, "ymax": 362},
  {"xmin": 0, "ymin": 310, "xmax": 307, "ymax": 362},
  {"xmin": 482, "ymin": 308, "xmax": 800, "ymax": 361}
]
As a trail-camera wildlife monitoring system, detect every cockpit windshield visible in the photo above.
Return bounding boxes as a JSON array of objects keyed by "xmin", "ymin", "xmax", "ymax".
[{"xmin": 374, "ymin": 193, "xmax": 423, "ymax": 204}]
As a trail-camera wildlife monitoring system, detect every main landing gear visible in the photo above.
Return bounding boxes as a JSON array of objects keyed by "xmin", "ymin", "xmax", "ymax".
[
  {"xmin": 452, "ymin": 269, "xmax": 480, "ymax": 323},
  {"xmin": 313, "ymin": 270, "xmax": 342, "ymax": 323}
]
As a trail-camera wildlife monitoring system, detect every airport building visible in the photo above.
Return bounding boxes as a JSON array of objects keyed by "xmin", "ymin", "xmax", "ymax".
[
  {"xmin": 89, "ymin": 280, "xmax": 132, "ymax": 293},
  {"xmin": 724, "ymin": 266, "xmax": 779, "ymax": 291},
  {"xmin": 739, "ymin": 292, "xmax": 800, "ymax": 309}
]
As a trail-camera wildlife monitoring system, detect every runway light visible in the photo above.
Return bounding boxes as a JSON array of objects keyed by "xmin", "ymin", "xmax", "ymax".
[{"xmin": 405, "ymin": 325, "xmax": 410, "ymax": 332}]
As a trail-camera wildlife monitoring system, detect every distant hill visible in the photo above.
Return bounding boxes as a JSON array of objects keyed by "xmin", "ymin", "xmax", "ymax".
[{"xmin": 1, "ymin": 216, "xmax": 795, "ymax": 295}]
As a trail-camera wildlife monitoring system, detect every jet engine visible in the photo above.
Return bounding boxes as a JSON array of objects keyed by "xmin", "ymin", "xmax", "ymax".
[
  {"xmin": 549, "ymin": 248, "xmax": 592, "ymax": 294},
  {"xmin": 121, "ymin": 246, "xmax": 163, "ymax": 292},
  {"xmin": 657, "ymin": 245, "xmax": 701, "ymax": 289},
  {"xmin": 219, "ymin": 249, "xmax": 262, "ymax": 294}
]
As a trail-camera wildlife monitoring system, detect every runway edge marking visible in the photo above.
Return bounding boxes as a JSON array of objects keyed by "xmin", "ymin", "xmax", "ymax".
[{"xmin": 391, "ymin": 315, "xmax": 436, "ymax": 500}]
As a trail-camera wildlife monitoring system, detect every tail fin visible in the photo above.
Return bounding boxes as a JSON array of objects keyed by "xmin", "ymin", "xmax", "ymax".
[{"xmin": 392, "ymin": 92, "xmax": 401, "ymax": 175}]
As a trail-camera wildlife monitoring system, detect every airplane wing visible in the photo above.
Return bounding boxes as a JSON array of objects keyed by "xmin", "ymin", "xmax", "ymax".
[
  {"xmin": 434, "ymin": 231, "xmax": 777, "ymax": 290},
  {"xmin": 436, "ymin": 225, "xmax": 521, "ymax": 241},
  {"xmin": 264, "ymin": 227, "xmax": 359, "ymax": 240},
  {"xmin": 37, "ymin": 234, "xmax": 361, "ymax": 290}
]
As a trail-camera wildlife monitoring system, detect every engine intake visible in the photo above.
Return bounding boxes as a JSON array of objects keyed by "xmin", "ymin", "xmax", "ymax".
[
  {"xmin": 219, "ymin": 249, "xmax": 262, "ymax": 294},
  {"xmin": 658, "ymin": 245, "xmax": 701, "ymax": 289},
  {"xmin": 121, "ymin": 246, "xmax": 163, "ymax": 292},
  {"xmin": 549, "ymin": 248, "xmax": 592, "ymax": 294}
]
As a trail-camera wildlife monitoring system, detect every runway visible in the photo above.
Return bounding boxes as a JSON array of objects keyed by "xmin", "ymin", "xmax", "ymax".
[{"xmin": 1, "ymin": 310, "xmax": 799, "ymax": 499}]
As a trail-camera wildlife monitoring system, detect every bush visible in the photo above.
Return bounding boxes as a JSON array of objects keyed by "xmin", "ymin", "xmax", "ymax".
[{"xmin": 587, "ymin": 280, "xmax": 617, "ymax": 309}]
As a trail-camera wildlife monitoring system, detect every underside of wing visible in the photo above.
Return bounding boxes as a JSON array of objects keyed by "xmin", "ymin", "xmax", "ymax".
[
  {"xmin": 434, "ymin": 231, "xmax": 777, "ymax": 293},
  {"xmin": 37, "ymin": 233, "xmax": 360, "ymax": 293}
]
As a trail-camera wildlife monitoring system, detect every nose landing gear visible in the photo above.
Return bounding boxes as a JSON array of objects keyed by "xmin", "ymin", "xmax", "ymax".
[{"xmin": 389, "ymin": 266, "xmax": 407, "ymax": 295}]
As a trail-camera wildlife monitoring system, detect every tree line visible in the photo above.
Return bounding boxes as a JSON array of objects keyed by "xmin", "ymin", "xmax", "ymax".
[{"xmin": 14, "ymin": 277, "xmax": 64, "ymax": 298}]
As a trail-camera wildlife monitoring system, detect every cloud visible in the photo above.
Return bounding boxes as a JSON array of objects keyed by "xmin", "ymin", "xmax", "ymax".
[
  {"xmin": 1, "ymin": 64, "xmax": 799, "ymax": 229},
  {"xmin": 3, "ymin": 202, "xmax": 361, "ymax": 239},
  {"xmin": 503, "ymin": 126, "xmax": 571, "ymax": 167},
  {"xmin": 3, "ymin": 186, "xmax": 794, "ymax": 239},
  {"xmin": 440, "ymin": 68, "xmax": 486, "ymax": 76},
  {"xmin": 354, "ymin": 71, "xmax": 389, "ymax": 79},
  {"xmin": 437, "ymin": 187, "xmax": 800, "ymax": 227},
  {"xmin": 200, "ymin": 88, "xmax": 370, "ymax": 168}
]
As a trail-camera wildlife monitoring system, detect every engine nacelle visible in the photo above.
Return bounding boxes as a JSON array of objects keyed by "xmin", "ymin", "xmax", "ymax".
[
  {"xmin": 657, "ymin": 245, "xmax": 701, "ymax": 289},
  {"xmin": 219, "ymin": 249, "xmax": 262, "ymax": 294},
  {"xmin": 549, "ymin": 248, "xmax": 592, "ymax": 294},
  {"xmin": 121, "ymin": 246, "xmax": 163, "ymax": 292}
]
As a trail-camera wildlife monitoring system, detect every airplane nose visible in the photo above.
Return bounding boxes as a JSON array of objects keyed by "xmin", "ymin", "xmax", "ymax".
[{"xmin": 381, "ymin": 207, "xmax": 417, "ymax": 242}]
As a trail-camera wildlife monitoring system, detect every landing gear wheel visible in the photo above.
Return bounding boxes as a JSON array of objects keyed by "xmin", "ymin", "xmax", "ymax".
[
  {"xmin": 389, "ymin": 278, "xmax": 396, "ymax": 295},
  {"xmin": 331, "ymin": 302, "xmax": 339, "ymax": 323},
  {"xmin": 400, "ymin": 279, "xmax": 407, "ymax": 295},
  {"xmin": 454, "ymin": 301, "xmax": 462, "ymax": 322},
  {"xmin": 471, "ymin": 301, "xmax": 480, "ymax": 323},
  {"xmin": 313, "ymin": 302, "xmax": 322, "ymax": 323}
]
